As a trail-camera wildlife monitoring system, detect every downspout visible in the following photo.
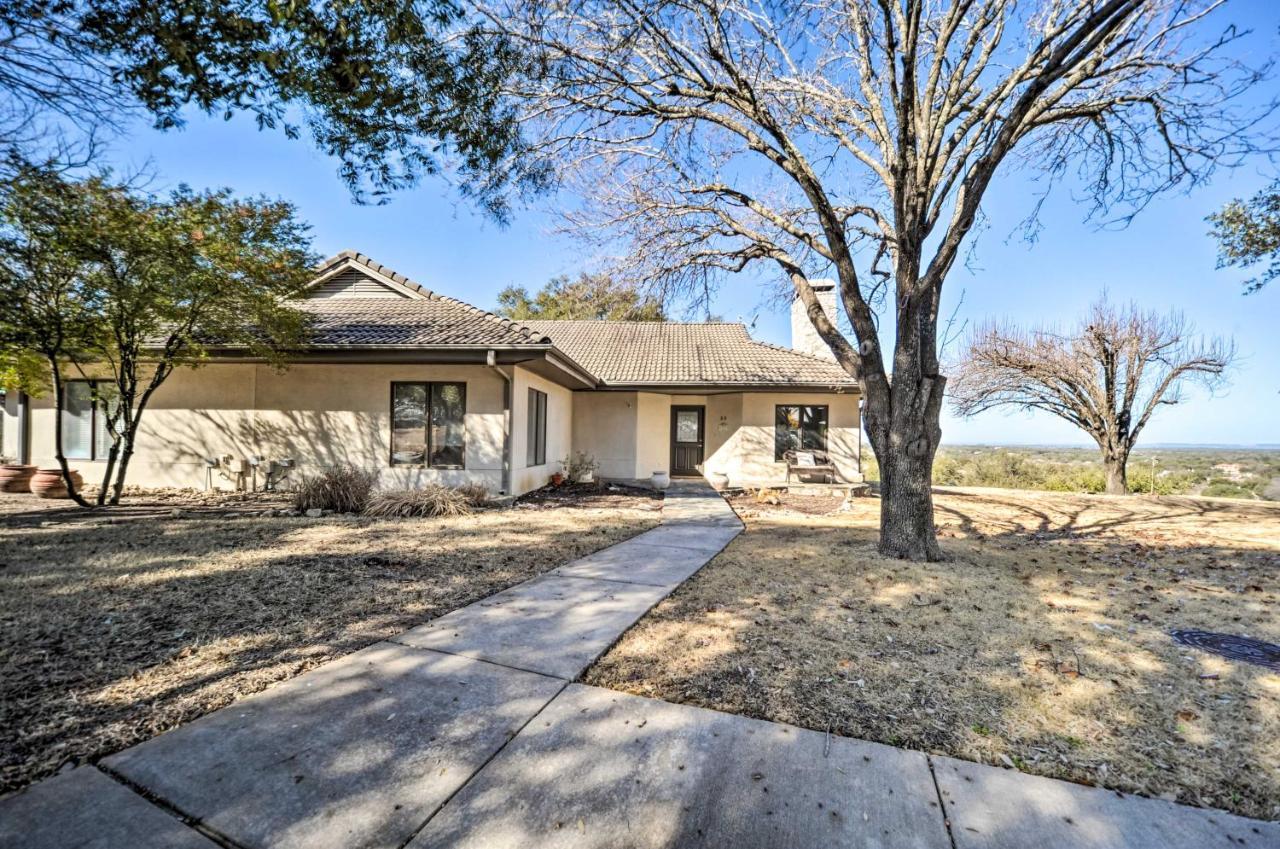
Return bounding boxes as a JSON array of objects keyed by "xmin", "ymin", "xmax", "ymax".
[
  {"xmin": 17, "ymin": 391, "xmax": 30, "ymax": 465},
  {"xmin": 487, "ymin": 350, "xmax": 513, "ymax": 495}
]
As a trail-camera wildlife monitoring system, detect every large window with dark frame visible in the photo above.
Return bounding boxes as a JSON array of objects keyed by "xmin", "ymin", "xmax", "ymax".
[
  {"xmin": 774, "ymin": 404, "xmax": 828, "ymax": 461},
  {"xmin": 390, "ymin": 382, "xmax": 466, "ymax": 468},
  {"xmin": 526, "ymin": 388, "xmax": 547, "ymax": 467},
  {"xmin": 62, "ymin": 380, "xmax": 117, "ymax": 460}
]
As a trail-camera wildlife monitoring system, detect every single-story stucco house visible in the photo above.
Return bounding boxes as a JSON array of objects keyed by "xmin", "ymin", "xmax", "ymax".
[{"xmin": 1, "ymin": 252, "xmax": 861, "ymax": 496}]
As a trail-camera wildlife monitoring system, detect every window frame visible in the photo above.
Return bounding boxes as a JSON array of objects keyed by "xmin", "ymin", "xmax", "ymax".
[
  {"xmin": 389, "ymin": 381, "xmax": 467, "ymax": 470},
  {"xmin": 62, "ymin": 380, "xmax": 114, "ymax": 461},
  {"xmin": 526, "ymin": 387, "xmax": 547, "ymax": 467},
  {"xmin": 773, "ymin": 404, "xmax": 829, "ymax": 462}
]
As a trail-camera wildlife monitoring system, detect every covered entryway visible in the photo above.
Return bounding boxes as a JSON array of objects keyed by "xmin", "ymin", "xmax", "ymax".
[{"xmin": 670, "ymin": 405, "xmax": 705, "ymax": 477}]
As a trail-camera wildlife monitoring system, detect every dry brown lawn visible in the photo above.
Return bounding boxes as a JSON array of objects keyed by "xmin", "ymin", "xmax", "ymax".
[
  {"xmin": 0, "ymin": 493, "xmax": 658, "ymax": 795},
  {"xmin": 585, "ymin": 487, "xmax": 1280, "ymax": 821}
]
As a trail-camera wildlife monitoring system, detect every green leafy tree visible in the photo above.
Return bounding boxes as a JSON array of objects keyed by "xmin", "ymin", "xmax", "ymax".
[
  {"xmin": 497, "ymin": 273, "xmax": 666, "ymax": 320},
  {"xmin": 0, "ymin": 164, "xmax": 315, "ymax": 505},
  {"xmin": 1209, "ymin": 179, "xmax": 1280, "ymax": 294},
  {"xmin": 0, "ymin": 0, "xmax": 543, "ymax": 210}
]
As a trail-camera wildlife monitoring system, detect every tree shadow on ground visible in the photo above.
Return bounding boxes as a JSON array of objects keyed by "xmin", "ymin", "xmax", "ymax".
[
  {"xmin": 585, "ymin": 490, "xmax": 1280, "ymax": 821},
  {"xmin": 0, "ymin": 506, "xmax": 656, "ymax": 795}
]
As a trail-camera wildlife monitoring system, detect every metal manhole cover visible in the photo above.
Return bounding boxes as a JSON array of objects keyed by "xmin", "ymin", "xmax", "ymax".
[{"xmin": 1170, "ymin": 629, "xmax": 1280, "ymax": 671}]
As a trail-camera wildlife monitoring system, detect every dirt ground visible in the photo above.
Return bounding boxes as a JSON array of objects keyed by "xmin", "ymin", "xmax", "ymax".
[
  {"xmin": 585, "ymin": 487, "xmax": 1280, "ymax": 820},
  {"xmin": 0, "ymin": 492, "xmax": 658, "ymax": 795}
]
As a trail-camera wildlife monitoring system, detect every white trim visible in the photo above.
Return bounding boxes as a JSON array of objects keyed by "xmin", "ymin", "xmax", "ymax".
[{"xmin": 306, "ymin": 258, "xmax": 428, "ymax": 300}]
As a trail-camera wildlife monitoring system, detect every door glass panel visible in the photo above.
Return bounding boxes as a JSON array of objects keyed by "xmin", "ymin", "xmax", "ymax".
[{"xmin": 676, "ymin": 410, "xmax": 700, "ymax": 443}]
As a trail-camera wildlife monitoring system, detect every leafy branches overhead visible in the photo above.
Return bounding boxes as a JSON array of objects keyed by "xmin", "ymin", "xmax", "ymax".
[
  {"xmin": 0, "ymin": 164, "xmax": 316, "ymax": 505},
  {"xmin": 950, "ymin": 299, "xmax": 1234, "ymax": 493},
  {"xmin": 496, "ymin": 273, "xmax": 666, "ymax": 320},
  {"xmin": 1209, "ymin": 179, "xmax": 1280, "ymax": 294},
  {"xmin": 0, "ymin": 0, "xmax": 545, "ymax": 210}
]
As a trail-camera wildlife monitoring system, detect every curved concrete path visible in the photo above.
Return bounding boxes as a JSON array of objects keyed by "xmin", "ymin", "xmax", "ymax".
[{"xmin": 2, "ymin": 482, "xmax": 1277, "ymax": 849}]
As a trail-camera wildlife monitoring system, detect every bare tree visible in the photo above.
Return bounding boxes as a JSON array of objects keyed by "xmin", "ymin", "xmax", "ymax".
[
  {"xmin": 484, "ymin": 0, "xmax": 1270, "ymax": 559},
  {"xmin": 951, "ymin": 300, "xmax": 1233, "ymax": 494}
]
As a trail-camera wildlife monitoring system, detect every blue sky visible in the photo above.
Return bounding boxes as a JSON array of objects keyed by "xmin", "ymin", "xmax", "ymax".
[{"xmin": 95, "ymin": 7, "xmax": 1280, "ymax": 448}]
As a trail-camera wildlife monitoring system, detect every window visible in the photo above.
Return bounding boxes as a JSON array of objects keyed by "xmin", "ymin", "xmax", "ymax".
[
  {"xmin": 390, "ymin": 382, "xmax": 466, "ymax": 468},
  {"xmin": 774, "ymin": 405, "xmax": 828, "ymax": 461},
  {"xmin": 61, "ymin": 381, "xmax": 117, "ymax": 460},
  {"xmin": 526, "ymin": 388, "xmax": 547, "ymax": 467}
]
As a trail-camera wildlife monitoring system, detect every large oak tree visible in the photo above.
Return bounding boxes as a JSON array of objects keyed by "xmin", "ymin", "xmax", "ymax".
[{"xmin": 484, "ymin": 0, "xmax": 1271, "ymax": 559}]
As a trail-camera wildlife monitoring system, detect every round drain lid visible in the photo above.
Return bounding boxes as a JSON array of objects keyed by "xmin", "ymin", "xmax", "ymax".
[{"xmin": 1170, "ymin": 629, "xmax": 1280, "ymax": 671}]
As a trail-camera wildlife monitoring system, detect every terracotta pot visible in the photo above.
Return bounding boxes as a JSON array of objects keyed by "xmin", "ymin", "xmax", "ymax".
[
  {"xmin": 30, "ymin": 468, "xmax": 83, "ymax": 499},
  {"xmin": 0, "ymin": 464, "xmax": 36, "ymax": 493}
]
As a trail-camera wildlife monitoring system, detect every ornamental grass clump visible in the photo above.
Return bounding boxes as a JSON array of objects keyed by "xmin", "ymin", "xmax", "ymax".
[
  {"xmin": 365, "ymin": 485, "xmax": 474, "ymax": 518},
  {"xmin": 292, "ymin": 466, "xmax": 378, "ymax": 514}
]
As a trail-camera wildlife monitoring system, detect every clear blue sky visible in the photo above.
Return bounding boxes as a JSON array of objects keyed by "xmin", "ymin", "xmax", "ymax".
[{"xmin": 95, "ymin": 6, "xmax": 1280, "ymax": 449}]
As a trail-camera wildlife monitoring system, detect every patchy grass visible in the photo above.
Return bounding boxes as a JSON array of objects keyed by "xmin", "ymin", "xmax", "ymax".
[
  {"xmin": 585, "ymin": 488, "xmax": 1280, "ymax": 821},
  {"xmin": 0, "ymin": 495, "xmax": 658, "ymax": 794}
]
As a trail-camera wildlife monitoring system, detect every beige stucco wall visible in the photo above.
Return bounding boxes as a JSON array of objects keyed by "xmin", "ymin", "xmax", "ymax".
[
  {"xmin": 707, "ymin": 391, "xmax": 861, "ymax": 485},
  {"xmin": 23, "ymin": 363, "xmax": 523, "ymax": 493},
  {"xmin": 569, "ymin": 389, "xmax": 860, "ymax": 486},
  {"xmin": 570, "ymin": 391, "xmax": 640, "ymax": 480},
  {"xmin": 511, "ymin": 365, "xmax": 573, "ymax": 494}
]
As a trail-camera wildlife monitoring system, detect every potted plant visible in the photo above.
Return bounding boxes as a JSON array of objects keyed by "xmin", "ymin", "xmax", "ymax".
[
  {"xmin": 550, "ymin": 471, "xmax": 565, "ymax": 487},
  {"xmin": 0, "ymin": 463, "xmax": 36, "ymax": 493},
  {"xmin": 564, "ymin": 451, "xmax": 599, "ymax": 484},
  {"xmin": 30, "ymin": 468, "xmax": 83, "ymax": 499}
]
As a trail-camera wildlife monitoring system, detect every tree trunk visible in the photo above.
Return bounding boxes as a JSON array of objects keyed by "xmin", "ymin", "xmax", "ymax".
[
  {"xmin": 871, "ymin": 375, "xmax": 946, "ymax": 562},
  {"xmin": 1103, "ymin": 454, "xmax": 1128, "ymax": 495}
]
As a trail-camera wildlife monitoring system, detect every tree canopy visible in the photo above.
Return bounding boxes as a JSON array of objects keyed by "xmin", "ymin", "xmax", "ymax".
[
  {"xmin": 1209, "ymin": 179, "xmax": 1280, "ymax": 295},
  {"xmin": 950, "ymin": 299, "xmax": 1233, "ymax": 494},
  {"xmin": 0, "ymin": 164, "xmax": 315, "ymax": 504},
  {"xmin": 496, "ymin": 273, "xmax": 666, "ymax": 321},
  {"xmin": 0, "ymin": 0, "xmax": 545, "ymax": 210},
  {"xmin": 482, "ymin": 0, "xmax": 1270, "ymax": 560}
]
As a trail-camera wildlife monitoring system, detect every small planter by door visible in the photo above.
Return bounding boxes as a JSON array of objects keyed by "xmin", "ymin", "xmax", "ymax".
[
  {"xmin": 0, "ymin": 464, "xmax": 36, "ymax": 493},
  {"xmin": 651, "ymin": 471, "xmax": 671, "ymax": 491},
  {"xmin": 30, "ymin": 468, "xmax": 83, "ymax": 499}
]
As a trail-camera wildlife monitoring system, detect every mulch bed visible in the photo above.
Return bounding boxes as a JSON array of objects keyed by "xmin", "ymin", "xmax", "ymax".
[{"xmin": 515, "ymin": 481, "xmax": 664, "ymax": 511}]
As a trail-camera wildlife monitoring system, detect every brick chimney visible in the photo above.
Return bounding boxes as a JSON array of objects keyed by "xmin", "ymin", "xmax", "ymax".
[{"xmin": 790, "ymin": 280, "xmax": 838, "ymax": 360}]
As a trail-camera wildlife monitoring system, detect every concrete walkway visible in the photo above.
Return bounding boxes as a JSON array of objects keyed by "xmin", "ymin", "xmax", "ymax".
[{"xmin": 2, "ymin": 482, "xmax": 1278, "ymax": 849}]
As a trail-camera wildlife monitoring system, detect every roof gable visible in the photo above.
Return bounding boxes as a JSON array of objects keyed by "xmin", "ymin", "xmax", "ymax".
[{"xmin": 297, "ymin": 251, "xmax": 551, "ymax": 348}]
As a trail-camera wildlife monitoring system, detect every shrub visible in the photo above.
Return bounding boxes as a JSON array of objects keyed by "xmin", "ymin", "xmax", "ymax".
[
  {"xmin": 365, "ymin": 485, "xmax": 473, "ymax": 518},
  {"xmin": 293, "ymin": 466, "xmax": 377, "ymax": 513},
  {"xmin": 454, "ymin": 482, "xmax": 489, "ymax": 507}
]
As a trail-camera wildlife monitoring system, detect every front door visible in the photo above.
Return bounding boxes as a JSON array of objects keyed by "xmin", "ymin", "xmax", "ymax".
[{"xmin": 670, "ymin": 406, "xmax": 705, "ymax": 477}]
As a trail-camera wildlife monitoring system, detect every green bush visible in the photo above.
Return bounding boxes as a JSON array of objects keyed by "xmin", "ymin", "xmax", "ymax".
[{"xmin": 293, "ymin": 466, "xmax": 378, "ymax": 513}]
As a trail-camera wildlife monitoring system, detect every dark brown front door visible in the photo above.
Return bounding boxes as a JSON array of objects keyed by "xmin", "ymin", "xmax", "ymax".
[{"xmin": 670, "ymin": 405, "xmax": 705, "ymax": 477}]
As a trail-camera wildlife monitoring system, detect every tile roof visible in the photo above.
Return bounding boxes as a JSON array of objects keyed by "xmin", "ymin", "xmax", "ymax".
[
  {"xmin": 522, "ymin": 320, "xmax": 857, "ymax": 387},
  {"xmin": 300, "ymin": 252, "xmax": 550, "ymax": 347},
  {"xmin": 299, "ymin": 300, "xmax": 550, "ymax": 347},
  {"xmin": 287, "ymin": 253, "xmax": 856, "ymax": 389}
]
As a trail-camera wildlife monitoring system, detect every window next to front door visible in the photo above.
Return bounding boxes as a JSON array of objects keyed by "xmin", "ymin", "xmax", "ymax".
[
  {"xmin": 774, "ymin": 404, "xmax": 828, "ymax": 460},
  {"xmin": 527, "ymin": 388, "xmax": 547, "ymax": 466},
  {"xmin": 390, "ymin": 382, "xmax": 466, "ymax": 468}
]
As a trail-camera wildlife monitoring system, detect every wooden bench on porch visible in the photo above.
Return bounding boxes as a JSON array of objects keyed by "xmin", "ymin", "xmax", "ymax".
[{"xmin": 783, "ymin": 449, "xmax": 840, "ymax": 484}]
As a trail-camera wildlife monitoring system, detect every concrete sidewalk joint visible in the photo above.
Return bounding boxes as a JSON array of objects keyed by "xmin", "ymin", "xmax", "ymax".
[{"xmin": 5, "ymin": 482, "xmax": 1277, "ymax": 849}]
